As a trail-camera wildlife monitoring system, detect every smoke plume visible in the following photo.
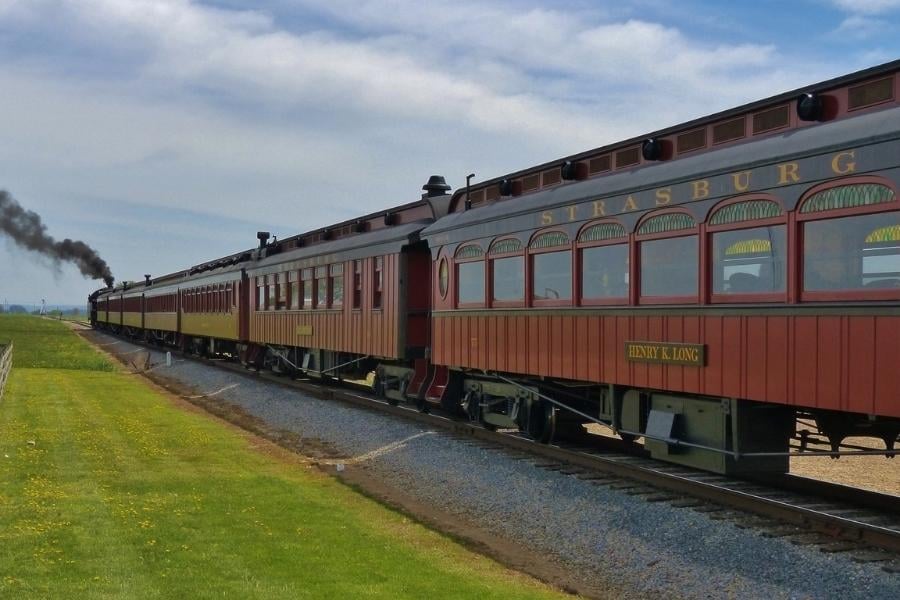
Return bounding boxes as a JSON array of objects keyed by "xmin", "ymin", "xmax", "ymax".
[{"xmin": 0, "ymin": 190, "xmax": 115, "ymax": 287}]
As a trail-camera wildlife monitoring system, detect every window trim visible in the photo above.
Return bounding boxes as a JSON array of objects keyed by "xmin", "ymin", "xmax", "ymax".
[
  {"xmin": 797, "ymin": 178, "xmax": 900, "ymax": 302},
  {"xmin": 577, "ymin": 220, "xmax": 629, "ymax": 307},
  {"xmin": 635, "ymin": 209, "xmax": 700, "ymax": 305},
  {"xmin": 488, "ymin": 238, "xmax": 525, "ymax": 308},
  {"xmin": 707, "ymin": 196, "xmax": 788, "ymax": 304},
  {"xmin": 528, "ymin": 229, "xmax": 573, "ymax": 307},
  {"xmin": 454, "ymin": 243, "xmax": 486, "ymax": 309}
]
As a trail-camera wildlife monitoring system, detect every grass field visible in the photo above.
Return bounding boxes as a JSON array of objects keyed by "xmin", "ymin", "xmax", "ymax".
[{"xmin": 0, "ymin": 316, "xmax": 566, "ymax": 599}]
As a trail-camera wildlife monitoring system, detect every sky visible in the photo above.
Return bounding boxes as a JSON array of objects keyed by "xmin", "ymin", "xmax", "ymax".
[{"xmin": 1, "ymin": 0, "xmax": 899, "ymax": 305}]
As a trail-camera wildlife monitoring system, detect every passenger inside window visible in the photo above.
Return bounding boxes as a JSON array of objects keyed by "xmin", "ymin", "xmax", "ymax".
[
  {"xmin": 804, "ymin": 212, "xmax": 900, "ymax": 291},
  {"xmin": 533, "ymin": 251, "xmax": 572, "ymax": 301},
  {"xmin": 712, "ymin": 226, "xmax": 786, "ymax": 294}
]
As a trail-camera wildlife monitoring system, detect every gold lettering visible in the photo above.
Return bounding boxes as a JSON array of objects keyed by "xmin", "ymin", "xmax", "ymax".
[
  {"xmin": 567, "ymin": 205, "xmax": 577, "ymax": 221},
  {"xmin": 661, "ymin": 347, "xmax": 671, "ymax": 360},
  {"xmin": 622, "ymin": 195, "xmax": 638, "ymax": 212},
  {"xmin": 593, "ymin": 200, "xmax": 606, "ymax": 217},
  {"xmin": 777, "ymin": 162, "xmax": 800, "ymax": 184},
  {"xmin": 831, "ymin": 150, "xmax": 856, "ymax": 175},
  {"xmin": 541, "ymin": 211, "xmax": 553, "ymax": 225},
  {"xmin": 732, "ymin": 170, "xmax": 751, "ymax": 192},
  {"xmin": 692, "ymin": 180, "xmax": 709, "ymax": 200},
  {"xmin": 655, "ymin": 188, "xmax": 672, "ymax": 206}
]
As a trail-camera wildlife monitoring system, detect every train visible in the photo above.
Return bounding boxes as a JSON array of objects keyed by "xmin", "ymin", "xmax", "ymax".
[{"xmin": 91, "ymin": 60, "xmax": 900, "ymax": 475}]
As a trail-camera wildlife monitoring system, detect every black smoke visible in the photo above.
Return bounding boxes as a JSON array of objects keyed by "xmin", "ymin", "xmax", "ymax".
[{"xmin": 0, "ymin": 190, "xmax": 114, "ymax": 287}]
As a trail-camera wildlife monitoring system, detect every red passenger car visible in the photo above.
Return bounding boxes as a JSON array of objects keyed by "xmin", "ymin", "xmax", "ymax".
[{"xmin": 421, "ymin": 62, "xmax": 900, "ymax": 473}]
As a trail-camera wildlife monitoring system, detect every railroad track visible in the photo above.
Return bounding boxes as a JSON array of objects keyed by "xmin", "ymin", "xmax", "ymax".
[{"xmin": 87, "ymin": 329, "xmax": 900, "ymax": 571}]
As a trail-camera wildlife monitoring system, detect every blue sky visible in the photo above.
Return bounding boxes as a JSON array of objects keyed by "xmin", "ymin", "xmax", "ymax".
[{"xmin": 1, "ymin": 0, "xmax": 899, "ymax": 305}]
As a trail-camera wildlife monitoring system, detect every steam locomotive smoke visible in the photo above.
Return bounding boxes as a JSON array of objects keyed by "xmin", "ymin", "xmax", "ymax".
[{"xmin": 0, "ymin": 190, "xmax": 115, "ymax": 287}]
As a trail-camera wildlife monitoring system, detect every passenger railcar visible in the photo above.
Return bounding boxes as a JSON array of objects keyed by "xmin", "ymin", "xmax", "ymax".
[
  {"xmin": 422, "ymin": 61, "xmax": 900, "ymax": 474},
  {"xmin": 90, "ymin": 60, "xmax": 900, "ymax": 475}
]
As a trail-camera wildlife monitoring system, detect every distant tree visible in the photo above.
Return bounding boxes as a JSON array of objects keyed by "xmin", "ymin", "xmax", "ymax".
[{"xmin": 8, "ymin": 305, "xmax": 27, "ymax": 314}]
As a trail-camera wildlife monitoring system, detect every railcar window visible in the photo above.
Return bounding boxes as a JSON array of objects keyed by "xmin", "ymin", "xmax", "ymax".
[
  {"xmin": 315, "ymin": 266, "xmax": 328, "ymax": 308},
  {"xmin": 457, "ymin": 261, "xmax": 485, "ymax": 304},
  {"xmin": 276, "ymin": 273, "xmax": 288, "ymax": 310},
  {"xmin": 640, "ymin": 236, "xmax": 698, "ymax": 297},
  {"xmin": 373, "ymin": 257, "xmax": 383, "ymax": 309},
  {"xmin": 267, "ymin": 275, "xmax": 276, "ymax": 311},
  {"xmin": 492, "ymin": 256, "xmax": 524, "ymax": 302},
  {"xmin": 712, "ymin": 226, "xmax": 786, "ymax": 294},
  {"xmin": 533, "ymin": 251, "xmax": 572, "ymax": 301},
  {"xmin": 288, "ymin": 272, "xmax": 299, "ymax": 310},
  {"xmin": 256, "ymin": 277, "xmax": 265, "ymax": 310},
  {"xmin": 582, "ymin": 244, "xmax": 629, "ymax": 299},
  {"xmin": 331, "ymin": 264, "xmax": 344, "ymax": 308},
  {"xmin": 302, "ymin": 268, "xmax": 313, "ymax": 308},
  {"xmin": 803, "ymin": 211, "xmax": 900, "ymax": 291},
  {"xmin": 353, "ymin": 260, "xmax": 362, "ymax": 309}
]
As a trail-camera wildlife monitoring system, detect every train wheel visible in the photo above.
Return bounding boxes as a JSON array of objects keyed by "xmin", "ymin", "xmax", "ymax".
[{"xmin": 527, "ymin": 401, "xmax": 556, "ymax": 444}]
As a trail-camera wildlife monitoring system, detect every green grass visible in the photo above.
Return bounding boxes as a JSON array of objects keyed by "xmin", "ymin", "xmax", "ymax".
[
  {"xmin": 0, "ymin": 315, "xmax": 113, "ymax": 371},
  {"xmin": 0, "ymin": 316, "xmax": 566, "ymax": 599}
]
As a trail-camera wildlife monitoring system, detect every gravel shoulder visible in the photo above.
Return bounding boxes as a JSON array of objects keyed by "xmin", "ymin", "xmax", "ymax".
[{"xmin": 82, "ymin": 330, "xmax": 900, "ymax": 600}]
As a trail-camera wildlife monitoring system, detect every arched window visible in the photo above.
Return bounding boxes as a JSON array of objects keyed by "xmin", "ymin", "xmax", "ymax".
[
  {"xmin": 578, "ymin": 221, "xmax": 628, "ymax": 304},
  {"xmin": 707, "ymin": 198, "xmax": 786, "ymax": 301},
  {"xmin": 455, "ymin": 244, "xmax": 485, "ymax": 306},
  {"xmin": 489, "ymin": 238, "xmax": 524, "ymax": 306},
  {"xmin": 636, "ymin": 211, "xmax": 698, "ymax": 302},
  {"xmin": 798, "ymin": 181, "xmax": 900, "ymax": 298},
  {"xmin": 529, "ymin": 230, "xmax": 572, "ymax": 305}
]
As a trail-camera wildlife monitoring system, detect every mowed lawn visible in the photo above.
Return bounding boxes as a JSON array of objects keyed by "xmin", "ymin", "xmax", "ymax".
[{"xmin": 0, "ymin": 316, "xmax": 566, "ymax": 599}]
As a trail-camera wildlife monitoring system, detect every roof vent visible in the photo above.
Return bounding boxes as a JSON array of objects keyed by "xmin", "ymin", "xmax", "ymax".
[
  {"xmin": 561, "ymin": 161, "xmax": 578, "ymax": 180},
  {"xmin": 796, "ymin": 92, "xmax": 824, "ymax": 122},
  {"xmin": 256, "ymin": 231, "xmax": 270, "ymax": 249},
  {"xmin": 641, "ymin": 138, "xmax": 663, "ymax": 161},
  {"xmin": 422, "ymin": 175, "xmax": 451, "ymax": 198},
  {"xmin": 144, "ymin": 274, "xmax": 151, "ymax": 285}
]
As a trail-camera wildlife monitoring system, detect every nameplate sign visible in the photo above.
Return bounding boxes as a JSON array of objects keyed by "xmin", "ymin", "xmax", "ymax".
[{"xmin": 625, "ymin": 341, "xmax": 705, "ymax": 366}]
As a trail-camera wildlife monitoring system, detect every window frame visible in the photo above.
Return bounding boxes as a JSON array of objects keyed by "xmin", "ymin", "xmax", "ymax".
[
  {"xmin": 706, "ymin": 197, "xmax": 788, "ymax": 304},
  {"xmin": 373, "ymin": 256, "xmax": 384, "ymax": 310},
  {"xmin": 796, "ymin": 177, "xmax": 900, "ymax": 302},
  {"xmin": 454, "ymin": 244, "xmax": 486, "ymax": 309},
  {"xmin": 576, "ymin": 220, "xmax": 629, "ymax": 307},
  {"xmin": 301, "ymin": 268, "xmax": 313, "ymax": 309},
  {"xmin": 288, "ymin": 271, "xmax": 300, "ymax": 310},
  {"xmin": 330, "ymin": 263, "xmax": 344, "ymax": 309},
  {"xmin": 352, "ymin": 260, "xmax": 363, "ymax": 310},
  {"xmin": 636, "ymin": 210, "xmax": 700, "ymax": 305},
  {"xmin": 528, "ymin": 229, "xmax": 573, "ymax": 307},
  {"xmin": 314, "ymin": 266, "xmax": 329, "ymax": 309},
  {"xmin": 488, "ymin": 238, "xmax": 525, "ymax": 308}
]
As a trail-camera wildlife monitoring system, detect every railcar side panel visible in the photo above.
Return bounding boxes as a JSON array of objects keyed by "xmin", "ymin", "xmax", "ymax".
[
  {"xmin": 144, "ymin": 312, "xmax": 178, "ymax": 332},
  {"xmin": 431, "ymin": 312, "xmax": 900, "ymax": 419},
  {"xmin": 248, "ymin": 254, "xmax": 404, "ymax": 359}
]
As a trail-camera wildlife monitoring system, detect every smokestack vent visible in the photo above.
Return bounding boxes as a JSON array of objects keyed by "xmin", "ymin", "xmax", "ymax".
[
  {"xmin": 256, "ymin": 231, "xmax": 270, "ymax": 249},
  {"xmin": 144, "ymin": 274, "xmax": 151, "ymax": 285}
]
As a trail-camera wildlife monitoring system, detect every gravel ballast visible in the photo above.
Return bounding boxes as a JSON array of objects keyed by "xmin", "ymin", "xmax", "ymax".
[{"xmin": 90, "ymin": 332, "xmax": 900, "ymax": 600}]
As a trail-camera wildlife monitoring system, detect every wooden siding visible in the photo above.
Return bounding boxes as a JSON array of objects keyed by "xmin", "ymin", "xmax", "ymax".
[
  {"xmin": 122, "ymin": 311, "xmax": 142, "ymax": 328},
  {"xmin": 181, "ymin": 312, "xmax": 239, "ymax": 341},
  {"xmin": 432, "ymin": 312, "xmax": 900, "ymax": 419},
  {"xmin": 145, "ymin": 312, "xmax": 178, "ymax": 332},
  {"xmin": 249, "ymin": 254, "xmax": 403, "ymax": 359}
]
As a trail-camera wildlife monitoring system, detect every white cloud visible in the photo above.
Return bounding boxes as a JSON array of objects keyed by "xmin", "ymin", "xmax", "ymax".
[
  {"xmin": 831, "ymin": 0, "xmax": 900, "ymax": 14},
  {"xmin": 0, "ymin": 0, "xmax": 869, "ymax": 302}
]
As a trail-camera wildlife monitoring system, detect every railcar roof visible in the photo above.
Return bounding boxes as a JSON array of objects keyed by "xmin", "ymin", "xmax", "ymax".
[
  {"xmin": 423, "ymin": 103, "xmax": 900, "ymax": 238},
  {"xmin": 448, "ymin": 59, "xmax": 900, "ymax": 214}
]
